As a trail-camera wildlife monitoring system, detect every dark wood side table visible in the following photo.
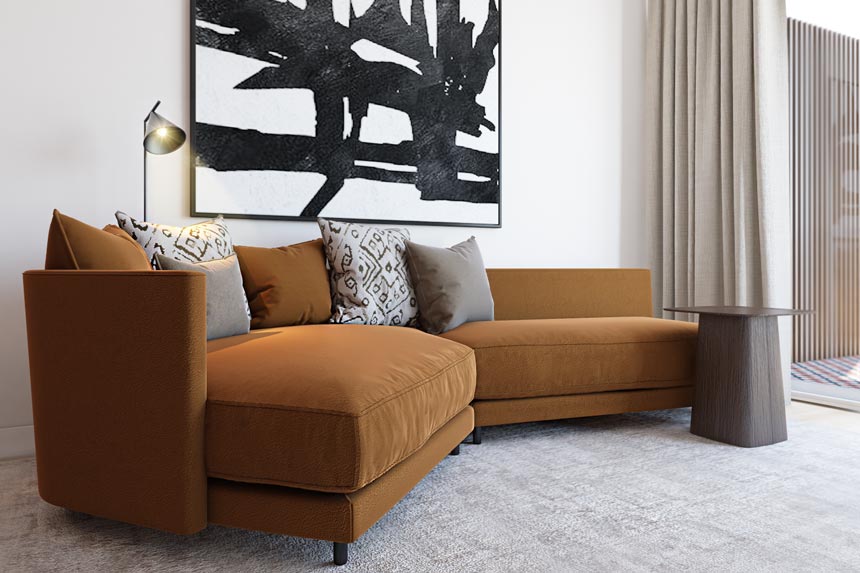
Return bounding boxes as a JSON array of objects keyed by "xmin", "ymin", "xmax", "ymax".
[{"xmin": 665, "ymin": 306, "xmax": 810, "ymax": 448}]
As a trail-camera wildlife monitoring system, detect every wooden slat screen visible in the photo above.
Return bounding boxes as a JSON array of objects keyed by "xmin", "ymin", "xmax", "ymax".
[{"xmin": 790, "ymin": 19, "xmax": 860, "ymax": 361}]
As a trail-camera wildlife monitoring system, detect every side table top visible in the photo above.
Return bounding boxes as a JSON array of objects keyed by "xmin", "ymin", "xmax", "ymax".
[{"xmin": 664, "ymin": 306, "xmax": 812, "ymax": 317}]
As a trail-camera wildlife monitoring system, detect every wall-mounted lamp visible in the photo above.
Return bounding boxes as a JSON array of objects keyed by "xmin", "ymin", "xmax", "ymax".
[{"xmin": 143, "ymin": 101, "xmax": 186, "ymax": 220}]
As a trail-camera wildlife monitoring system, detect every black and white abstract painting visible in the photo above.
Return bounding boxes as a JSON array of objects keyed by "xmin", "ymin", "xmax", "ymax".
[{"xmin": 192, "ymin": 0, "xmax": 501, "ymax": 227}]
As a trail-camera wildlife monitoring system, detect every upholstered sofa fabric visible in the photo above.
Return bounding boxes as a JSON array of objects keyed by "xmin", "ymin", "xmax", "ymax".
[
  {"xmin": 23, "ymin": 270, "xmax": 208, "ymax": 534},
  {"xmin": 486, "ymin": 268, "xmax": 654, "ymax": 320},
  {"xmin": 472, "ymin": 387, "xmax": 694, "ymax": 427},
  {"xmin": 234, "ymin": 240, "xmax": 332, "ymax": 328},
  {"xmin": 45, "ymin": 210, "xmax": 152, "ymax": 271},
  {"xmin": 441, "ymin": 317, "xmax": 697, "ymax": 400},
  {"xmin": 102, "ymin": 224, "xmax": 151, "ymax": 262},
  {"xmin": 205, "ymin": 325, "xmax": 476, "ymax": 493},
  {"xmin": 208, "ymin": 407, "xmax": 474, "ymax": 544}
]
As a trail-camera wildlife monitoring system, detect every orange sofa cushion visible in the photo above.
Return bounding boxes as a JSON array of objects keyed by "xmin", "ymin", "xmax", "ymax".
[
  {"xmin": 205, "ymin": 325, "xmax": 475, "ymax": 493},
  {"xmin": 441, "ymin": 317, "xmax": 697, "ymax": 400},
  {"xmin": 235, "ymin": 240, "xmax": 332, "ymax": 329},
  {"xmin": 45, "ymin": 210, "xmax": 151, "ymax": 270}
]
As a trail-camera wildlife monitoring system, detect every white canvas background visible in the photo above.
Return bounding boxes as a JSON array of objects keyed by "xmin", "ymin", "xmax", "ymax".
[{"xmin": 194, "ymin": 0, "xmax": 500, "ymax": 224}]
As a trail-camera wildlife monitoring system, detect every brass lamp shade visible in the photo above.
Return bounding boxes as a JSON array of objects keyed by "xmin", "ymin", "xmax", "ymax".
[{"xmin": 143, "ymin": 103, "xmax": 186, "ymax": 155}]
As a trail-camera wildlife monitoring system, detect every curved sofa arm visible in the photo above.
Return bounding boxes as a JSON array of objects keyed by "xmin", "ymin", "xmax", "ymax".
[
  {"xmin": 23, "ymin": 270, "xmax": 207, "ymax": 534},
  {"xmin": 486, "ymin": 268, "xmax": 654, "ymax": 320}
]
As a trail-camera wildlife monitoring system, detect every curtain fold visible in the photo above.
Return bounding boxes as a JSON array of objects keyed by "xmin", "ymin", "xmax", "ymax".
[{"xmin": 646, "ymin": 0, "xmax": 790, "ymax": 317}]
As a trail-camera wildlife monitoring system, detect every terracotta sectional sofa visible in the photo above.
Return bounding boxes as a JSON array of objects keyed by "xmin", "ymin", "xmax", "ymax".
[{"xmin": 23, "ymin": 226, "xmax": 697, "ymax": 566}]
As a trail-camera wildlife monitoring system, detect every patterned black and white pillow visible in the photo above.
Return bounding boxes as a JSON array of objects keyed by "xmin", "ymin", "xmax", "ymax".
[
  {"xmin": 115, "ymin": 211, "xmax": 234, "ymax": 269},
  {"xmin": 318, "ymin": 218, "xmax": 418, "ymax": 327}
]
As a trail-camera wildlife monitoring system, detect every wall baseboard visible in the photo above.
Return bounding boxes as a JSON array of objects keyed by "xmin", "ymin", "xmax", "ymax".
[{"xmin": 0, "ymin": 425, "xmax": 35, "ymax": 460}]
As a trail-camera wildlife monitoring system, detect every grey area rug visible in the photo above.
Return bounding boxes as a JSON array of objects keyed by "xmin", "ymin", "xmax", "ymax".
[{"xmin": 2, "ymin": 408, "xmax": 859, "ymax": 573}]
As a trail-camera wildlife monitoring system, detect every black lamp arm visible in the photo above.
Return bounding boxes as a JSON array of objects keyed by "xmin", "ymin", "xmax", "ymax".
[
  {"xmin": 145, "ymin": 100, "xmax": 162, "ymax": 123},
  {"xmin": 143, "ymin": 123, "xmax": 148, "ymax": 221}
]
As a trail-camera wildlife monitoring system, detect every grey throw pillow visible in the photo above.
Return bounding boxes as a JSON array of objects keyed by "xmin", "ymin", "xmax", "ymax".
[
  {"xmin": 156, "ymin": 254, "xmax": 251, "ymax": 341},
  {"xmin": 405, "ymin": 237, "xmax": 494, "ymax": 334},
  {"xmin": 318, "ymin": 218, "xmax": 418, "ymax": 326}
]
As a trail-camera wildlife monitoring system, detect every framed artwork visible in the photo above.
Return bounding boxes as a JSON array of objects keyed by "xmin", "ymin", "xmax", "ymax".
[{"xmin": 191, "ymin": 0, "xmax": 501, "ymax": 227}]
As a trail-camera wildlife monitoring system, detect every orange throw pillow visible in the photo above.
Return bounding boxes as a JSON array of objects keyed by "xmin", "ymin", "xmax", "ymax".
[
  {"xmin": 45, "ymin": 210, "xmax": 152, "ymax": 270},
  {"xmin": 235, "ymin": 240, "xmax": 332, "ymax": 328},
  {"xmin": 102, "ymin": 224, "xmax": 150, "ymax": 262}
]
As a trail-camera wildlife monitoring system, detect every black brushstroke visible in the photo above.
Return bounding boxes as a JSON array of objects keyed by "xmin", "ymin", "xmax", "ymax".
[
  {"xmin": 195, "ymin": 122, "xmax": 499, "ymax": 204},
  {"xmin": 195, "ymin": 0, "xmax": 500, "ymax": 216},
  {"xmin": 195, "ymin": 125, "xmax": 319, "ymax": 172}
]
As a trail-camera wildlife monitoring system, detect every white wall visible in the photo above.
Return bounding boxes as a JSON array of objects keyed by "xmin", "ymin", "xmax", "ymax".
[{"xmin": 0, "ymin": 0, "xmax": 647, "ymax": 458}]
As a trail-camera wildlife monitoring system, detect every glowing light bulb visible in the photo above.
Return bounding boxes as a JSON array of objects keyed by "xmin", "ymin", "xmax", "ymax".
[{"xmin": 157, "ymin": 127, "xmax": 168, "ymax": 138}]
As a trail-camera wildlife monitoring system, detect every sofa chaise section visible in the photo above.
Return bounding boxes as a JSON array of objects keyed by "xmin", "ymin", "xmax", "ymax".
[
  {"xmin": 443, "ymin": 317, "xmax": 697, "ymax": 400},
  {"xmin": 442, "ymin": 269, "xmax": 698, "ymax": 438},
  {"xmin": 205, "ymin": 325, "xmax": 476, "ymax": 492},
  {"xmin": 207, "ymin": 407, "xmax": 474, "ymax": 549}
]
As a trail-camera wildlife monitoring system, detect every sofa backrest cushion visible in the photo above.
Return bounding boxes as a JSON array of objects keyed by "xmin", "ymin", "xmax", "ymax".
[
  {"xmin": 486, "ymin": 269, "xmax": 653, "ymax": 320},
  {"xmin": 45, "ymin": 210, "xmax": 152, "ymax": 271},
  {"xmin": 235, "ymin": 240, "xmax": 333, "ymax": 329}
]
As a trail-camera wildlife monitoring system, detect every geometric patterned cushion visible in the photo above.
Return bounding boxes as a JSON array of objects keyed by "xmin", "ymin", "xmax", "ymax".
[
  {"xmin": 318, "ymin": 218, "xmax": 418, "ymax": 327},
  {"xmin": 115, "ymin": 211, "xmax": 234, "ymax": 269}
]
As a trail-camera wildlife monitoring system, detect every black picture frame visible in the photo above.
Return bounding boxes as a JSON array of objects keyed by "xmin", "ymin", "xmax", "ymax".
[{"xmin": 190, "ymin": 0, "xmax": 502, "ymax": 229}]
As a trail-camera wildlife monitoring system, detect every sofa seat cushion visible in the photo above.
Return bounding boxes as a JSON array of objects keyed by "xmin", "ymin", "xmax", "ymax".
[
  {"xmin": 440, "ymin": 317, "xmax": 697, "ymax": 400},
  {"xmin": 205, "ymin": 325, "xmax": 475, "ymax": 494}
]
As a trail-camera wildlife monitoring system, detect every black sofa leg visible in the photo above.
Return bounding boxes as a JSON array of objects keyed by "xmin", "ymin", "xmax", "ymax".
[
  {"xmin": 472, "ymin": 427, "xmax": 482, "ymax": 445},
  {"xmin": 333, "ymin": 542, "xmax": 349, "ymax": 566},
  {"xmin": 449, "ymin": 445, "xmax": 460, "ymax": 456}
]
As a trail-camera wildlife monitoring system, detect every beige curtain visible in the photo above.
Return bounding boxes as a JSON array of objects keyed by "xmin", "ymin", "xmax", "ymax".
[{"xmin": 645, "ymin": 0, "xmax": 791, "ymax": 317}]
